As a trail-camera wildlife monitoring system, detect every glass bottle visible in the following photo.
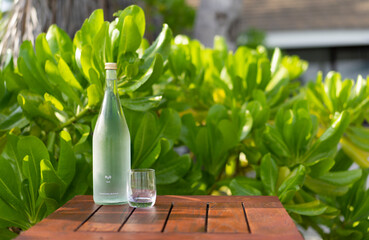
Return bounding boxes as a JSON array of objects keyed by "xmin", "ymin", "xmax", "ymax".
[{"xmin": 93, "ymin": 62, "xmax": 131, "ymax": 205}]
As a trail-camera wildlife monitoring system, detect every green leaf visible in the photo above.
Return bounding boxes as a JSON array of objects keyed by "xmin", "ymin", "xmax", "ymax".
[
  {"xmin": 0, "ymin": 228, "xmax": 18, "ymax": 240},
  {"xmin": 116, "ymin": 5, "xmax": 145, "ymax": 37},
  {"xmin": 74, "ymin": 124, "xmax": 91, "ymax": 146},
  {"xmin": 18, "ymin": 136, "xmax": 49, "ymax": 200},
  {"xmin": 120, "ymin": 54, "xmax": 163, "ymax": 93},
  {"xmin": 121, "ymin": 95, "xmax": 162, "ymax": 111},
  {"xmin": 213, "ymin": 36, "xmax": 228, "ymax": 57},
  {"xmin": 180, "ymin": 114, "xmax": 199, "ymax": 153},
  {"xmin": 132, "ymin": 108, "xmax": 181, "ymax": 168},
  {"xmin": 0, "ymin": 194, "xmax": 29, "ymax": 229},
  {"xmin": 159, "ymin": 108, "xmax": 182, "ymax": 140},
  {"xmin": 304, "ymin": 175, "xmax": 350, "ymax": 196},
  {"xmin": 35, "ymin": 33, "xmax": 54, "ymax": 66},
  {"xmin": 142, "ymin": 24, "xmax": 172, "ymax": 70},
  {"xmin": 277, "ymin": 165, "xmax": 305, "ymax": 203},
  {"xmin": 258, "ymin": 58, "xmax": 271, "ymax": 90},
  {"xmin": 263, "ymin": 125, "xmax": 291, "ymax": 161},
  {"xmin": 218, "ymin": 119, "xmax": 238, "ymax": 152},
  {"xmin": 45, "ymin": 60, "xmax": 83, "ymax": 105},
  {"xmin": 17, "ymin": 90, "xmax": 59, "ymax": 130},
  {"xmin": 0, "ymin": 157, "xmax": 24, "ymax": 213},
  {"xmin": 40, "ymin": 159, "xmax": 64, "ymax": 196},
  {"xmin": 138, "ymin": 141, "xmax": 161, "ymax": 168},
  {"xmin": 335, "ymin": 228, "xmax": 363, "ymax": 240},
  {"xmin": 270, "ymin": 48, "xmax": 282, "ymax": 74},
  {"xmin": 87, "ymin": 84, "xmax": 102, "ymax": 107},
  {"xmin": 132, "ymin": 111, "xmax": 158, "ymax": 168},
  {"xmin": 157, "ymin": 178, "xmax": 194, "ymax": 195},
  {"xmin": 307, "ymin": 158, "xmax": 335, "ymax": 177},
  {"xmin": 285, "ymin": 200, "xmax": 328, "ymax": 216},
  {"xmin": 304, "ymin": 111, "xmax": 350, "ymax": 164},
  {"xmin": 87, "ymin": 9, "xmax": 104, "ymax": 38},
  {"xmin": 260, "ymin": 154, "xmax": 278, "ymax": 195},
  {"xmin": 233, "ymin": 106, "xmax": 253, "ymax": 141},
  {"xmin": 0, "ymin": 107, "xmax": 29, "ymax": 131},
  {"xmin": 154, "ymin": 150, "xmax": 192, "ymax": 185},
  {"xmin": 74, "ymin": 9, "xmax": 104, "ymax": 50},
  {"xmin": 245, "ymin": 61, "xmax": 257, "ymax": 97},
  {"xmin": 281, "ymin": 55, "xmax": 308, "ymax": 80},
  {"xmin": 80, "ymin": 45, "xmax": 102, "ymax": 86},
  {"xmin": 57, "ymin": 131, "xmax": 76, "ymax": 189},
  {"xmin": 229, "ymin": 178, "xmax": 262, "ymax": 196},
  {"xmin": 57, "ymin": 58, "xmax": 83, "ymax": 91},
  {"xmin": 39, "ymin": 182, "xmax": 60, "ymax": 214},
  {"xmin": 119, "ymin": 16, "xmax": 142, "ymax": 54},
  {"xmin": 1, "ymin": 134, "xmax": 22, "ymax": 182},
  {"xmin": 247, "ymin": 100, "xmax": 269, "ymax": 129},
  {"xmin": 18, "ymin": 41, "xmax": 54, "ymax": 95},
  {"xmin": 338, "ymin": 79, "xmax": 354, "ymax": 109},
  {"xmin": 46, "ymin": 25, "xmax": 73, "ymax": 63},
  {"xmin": 317, "ymin": 169, "xmax": 362, "ymax": 186},
  {"xmin": 62, "ymin": 157, "xmax": 90, "ymax": 201},
  {"xmin": 346, "ymin": 126, "xmax": 369, "ymax": 151}
]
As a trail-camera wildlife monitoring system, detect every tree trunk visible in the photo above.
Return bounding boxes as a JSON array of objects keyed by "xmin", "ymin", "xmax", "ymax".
[
  {"xmin": 0, "ymin": 0, "xmax": 134, "ymax": 64},
  {"xmin": 193, "ymin": 0, "xmax": 243, "ymax": 50}
]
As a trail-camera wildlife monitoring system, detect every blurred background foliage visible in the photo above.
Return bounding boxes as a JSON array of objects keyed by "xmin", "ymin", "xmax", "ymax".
[
  {"xmin": 0, "ymin": 2, "xmax": 368, "ymax": 240},
  {"xmin": 0, "ymin": 0, "xmax": 195, "ymax": 65}
]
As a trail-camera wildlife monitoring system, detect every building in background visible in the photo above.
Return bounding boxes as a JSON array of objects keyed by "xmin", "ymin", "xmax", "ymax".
[{"xmin": 190, "ymin": 0, "xmax": 369, "ymax": 83}]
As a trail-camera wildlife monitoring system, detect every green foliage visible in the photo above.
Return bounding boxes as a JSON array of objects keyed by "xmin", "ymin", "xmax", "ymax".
[
  {"xmin": 0, "ymin": 5, "xmax": 368, "ymax": 240},
  {"xmin": 307, "ymin": 72, "xmax": 369, "ymax": 168},
  {"xmin": 139, "ymin": 0, "xmax": 195, "ymax": 38},
  {"xmin": 237, "ymin": 28, "xmax": 266, "ymax": 49},
  {"xmin": 0, "ymin": 132, "xmax": 89, "ymax": 235},
  {"xmin": 0, "ymin": 5, "xmax": 177, "ymax": 238}
]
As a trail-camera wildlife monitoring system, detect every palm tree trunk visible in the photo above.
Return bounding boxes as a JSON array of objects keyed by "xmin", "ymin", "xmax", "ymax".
[{"xmin": 0, "ymin": 0, "xmax": 133, "ymax": 65}]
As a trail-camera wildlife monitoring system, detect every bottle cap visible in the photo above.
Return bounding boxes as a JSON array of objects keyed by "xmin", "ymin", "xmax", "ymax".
[{"xmin": 105, "ymin": 62, "xmax": 117, "ymax": 70}]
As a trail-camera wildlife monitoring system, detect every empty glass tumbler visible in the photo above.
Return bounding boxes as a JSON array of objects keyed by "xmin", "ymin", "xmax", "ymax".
[{"xmin": 128, "ymin": 169, "xmax": 156, "ymax": 208}]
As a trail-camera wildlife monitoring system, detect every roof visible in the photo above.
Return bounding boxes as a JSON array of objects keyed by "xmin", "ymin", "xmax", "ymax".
[
  {"xmin": 187, "ymin": 0, "xmax": 369, "ymax": 48},
  {"xmin": 187, "ymin": 0, "xmax": 369, "ymax": 31},
  {"xmin": 241, "ymin": 0, "xmax": 369, "ymax": 31}
]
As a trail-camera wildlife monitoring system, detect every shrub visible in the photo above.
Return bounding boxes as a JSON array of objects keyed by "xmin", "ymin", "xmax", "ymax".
[{"xmin": 0, "ymin": 5, "xmax": 368, "ymax": 240}]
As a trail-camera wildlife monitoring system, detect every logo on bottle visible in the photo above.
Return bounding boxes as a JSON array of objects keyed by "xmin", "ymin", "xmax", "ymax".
[{"xmin": 105, "ymin": 175, "xmax": 112, "ymax": 183}]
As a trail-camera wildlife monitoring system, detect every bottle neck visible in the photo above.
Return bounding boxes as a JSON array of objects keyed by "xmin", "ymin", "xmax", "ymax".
[{"xmin": 105, "ymin": 69, "xmax": 118, "ymax": 94}]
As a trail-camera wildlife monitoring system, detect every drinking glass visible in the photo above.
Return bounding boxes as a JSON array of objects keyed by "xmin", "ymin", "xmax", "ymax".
[{"xmin": 128, "ymin": 169, "xmax": 156, "ymax": 208}]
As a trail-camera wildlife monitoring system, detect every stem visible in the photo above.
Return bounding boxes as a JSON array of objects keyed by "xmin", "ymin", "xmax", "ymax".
[{"xmin": 55, "ymin": 107, "xmax": 93, "ymax": 131}]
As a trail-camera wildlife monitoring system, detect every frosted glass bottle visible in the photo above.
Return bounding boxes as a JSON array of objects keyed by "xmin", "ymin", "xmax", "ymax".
[{"xmin": 93, "ymin": 62, "xmax": 131, "ymax": 205}]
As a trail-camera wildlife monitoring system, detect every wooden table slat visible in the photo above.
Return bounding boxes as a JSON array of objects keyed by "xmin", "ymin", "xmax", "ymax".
[
  {"xmin": 16, "ymin": 195, "xmax": 303, "ymax": 240},
  {"xmin": 207, "ymin": 202, "xmax": 249, "ymax": 233},
  {"xmin": 164, "ymin": 202, "xmax": 206, "ymax": 233},
  {"xmin": 78, "ymin": 204, "xmax": 133, "ymax": 232},
  {"xmin": 17, "ymin": 232, "xmax": 304, "ymax": 240},
  {"xmin": 120, "ymin": 202, "xmax": 171, "ymax": 232},
  {"xmin": 246, "ymin": 208, "xmax": 299, "ymax": 234},
  {"xmin": 19, "ymin": 195, "xmax": 99, "ymax": 234}
]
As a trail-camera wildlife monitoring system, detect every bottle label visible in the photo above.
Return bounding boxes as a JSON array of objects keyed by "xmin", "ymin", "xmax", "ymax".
[
  {"xmin": 105, "ymin": 175, "xmax": 112, "ymax": 183},
  {"xmin": 99, "ymin": 192, "xmax": 119, "ymax": 196}
]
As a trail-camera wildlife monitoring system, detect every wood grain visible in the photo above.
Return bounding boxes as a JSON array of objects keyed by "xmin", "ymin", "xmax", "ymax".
[
  {"xmin": 207, "ymin": 202, "xmax": 249, "ymax": 233},
  {"xmin": 246, "ymin": 208, "xmax": 299, "ymax": 234},
  {"xmin": 17, "ymin": 232, "xmax": 303, "ymax": 240},
  {"xmin": 120, "ymin": 202, "xmax": 171, "ymax": 232},
  {"xmin": 17, "ymin": 195, "xmax": 99, "ymax": 235},
  {"xmin": 164, "ymin": 202, "xmax": 206, "ymax": 233},
  {"xmin": 16, "ymin": 195, "xmax": 303, "ymax": 240},
  {"xmin": 78, "ymin": 204, "xmax": 133, "ymax": 232},
  {"xmin": 157, "ymin": 196, "xmax": 282, "ymax": 207}
]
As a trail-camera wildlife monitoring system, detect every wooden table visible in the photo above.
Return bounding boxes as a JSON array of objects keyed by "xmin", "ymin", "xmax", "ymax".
[{"xmin": 17, "ymin": 195, "xmax": 303, "ymax": 239}]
